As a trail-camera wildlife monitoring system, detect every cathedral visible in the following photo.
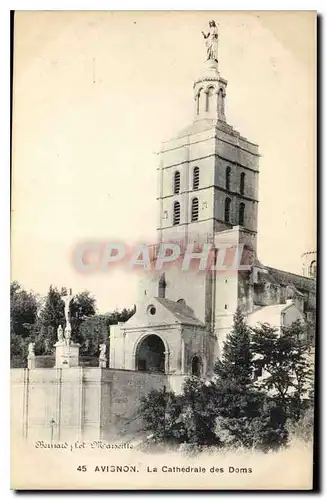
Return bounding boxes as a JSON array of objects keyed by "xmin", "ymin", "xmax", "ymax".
[{"xmin": 109, "ymin": 21, "xmax": 316, "ymax": 391}]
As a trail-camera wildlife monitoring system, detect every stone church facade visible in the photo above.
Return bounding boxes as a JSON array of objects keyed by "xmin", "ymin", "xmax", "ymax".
[{"xmin": 110, "ymin": 30, "xmax": 316, "ymax": 387}]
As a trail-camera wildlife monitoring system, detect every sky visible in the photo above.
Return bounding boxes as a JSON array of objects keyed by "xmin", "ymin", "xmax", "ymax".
[{"xmin": 11, "ymin": 11, "xmax": 316, "ymax": 313}]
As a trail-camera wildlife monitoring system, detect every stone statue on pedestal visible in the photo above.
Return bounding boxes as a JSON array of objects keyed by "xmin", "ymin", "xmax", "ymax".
[
  {"xmin": 57, "ymin": 325, "xmax": 64, "ymax": 343},
  {"xmin": 27, "ymin": 342, "xmax": 36, "ymax": 368},
  {"xmin": 99, "ymin": 343, "xmax": 106, "ymax": 358},
  {"xmin": 201, "ymin": 20, "xmax": 218, "ymax": 63},
  {"xmin": 99, "ymin": 343, "xmax": 107, "ymax": 368},
  {"xmin": 64, "ymin": 323, "xmax": 72, "ymax": 345},
  {"xmin": 28, "ymin": 342, "xmax": 35, "ymax": 357}
]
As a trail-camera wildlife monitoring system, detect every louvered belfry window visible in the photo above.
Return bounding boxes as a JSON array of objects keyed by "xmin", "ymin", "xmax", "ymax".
[
  {"xmin": 174, "ymin": 171, "xmax": 181, "ymax": 194},
  {"xmin": 193, "ymin": 166, "xmax": 200, "ymax": 190},
  {"xmin": 191, "ymin": 198, "xmax": 199, "ymax": 221},
  {"xmin": 173, "ymin": 201, "xmax": 181, "ymax": 225}
]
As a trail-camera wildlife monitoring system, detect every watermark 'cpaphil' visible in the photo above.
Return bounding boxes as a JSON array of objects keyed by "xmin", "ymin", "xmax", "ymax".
[{"xmin": 72, "ymin": 240, "xmax": 252, "ymax": 275}]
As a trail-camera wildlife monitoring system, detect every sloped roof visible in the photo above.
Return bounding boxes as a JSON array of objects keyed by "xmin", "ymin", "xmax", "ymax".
[
  {"xmin": 256, "ymin": 269, "xmax": 280, "ymax": 286},
  {"xmin": 154, "ymin": 297, "xmax": 205, "ymax": 327},
  {"xmin": 265, "ymin": 266, "xmax": 316, "ymax": 294},
  {"xmin": 166, "ymin": 118, "xmax": 243, "ymax": 142},
  {"xmin": 173, "ymin": 119, "xmax": 216, "ymax": 139}
]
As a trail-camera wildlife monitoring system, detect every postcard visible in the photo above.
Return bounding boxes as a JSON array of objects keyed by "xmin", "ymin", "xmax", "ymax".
[{"xmin": 11, "ymin": 10, "xmax": 316, "ymax": 490}]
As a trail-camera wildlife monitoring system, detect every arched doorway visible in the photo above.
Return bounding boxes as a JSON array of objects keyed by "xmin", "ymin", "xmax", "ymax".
[
  {"xmin": 136, "ymin": 335, "xmax": 165, "ymax": 373},
  {"xmin": 191, "ymin": 355, "xmax": 201, "ymax": 377}
]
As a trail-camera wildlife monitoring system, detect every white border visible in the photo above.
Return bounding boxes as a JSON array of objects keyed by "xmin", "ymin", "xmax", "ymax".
[{"xmin": 1, "ymin": 2, "xmax": 324, "ymax": 498}]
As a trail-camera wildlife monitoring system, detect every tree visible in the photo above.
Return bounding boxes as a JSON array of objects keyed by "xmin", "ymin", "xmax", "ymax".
[
  {"xmin": 251, "ymin": 320, "xmax": 313, "ymax": 422},
  {"xmin": 139, "ymin": 378, "xmax": 220, "ymax": 447},
  {"xmin": 10, "ymin": 281, "xmax": 38, "ymax": 338},
  {"xmin": 34, "ymin": 287, "xmax": 97, "ymax": 354},
  {"xmin": 69, "ymin": 290, "xmax": 96, "ymax": 344},
  {"xmin": 104, "ymin": 306, "xmax": 136, "ymax": 327},
  {"xmin": 35, "ymin": 286, "xmax": 65, "ymax": 354},
  {"xmin": 10, "ymin": 281, "xmax": 40, "ymax": 362},
  {"xmin": 78, "ymin": 306, "xmax": 135, "ymax": 355},
  {"xmin": 178, "ymin": 377, "xmax": 219, "ymax": 445},
  {"xmin": 213, "ymin": 309, "xmax": 287, "ymax": 449},
  {"xmin": 79, "ymin": 315, "xmax": 109, "ymax": 355},
  {"xmin": 139, "ymin": 388, "xmax": 184, "ymax": 444},
  {"xmin": 214, "ymin": 308, "xmax": 253, "ymax": 387}
]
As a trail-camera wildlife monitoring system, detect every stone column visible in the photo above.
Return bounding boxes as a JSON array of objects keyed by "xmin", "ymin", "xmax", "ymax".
[
  {"xmin": 164, "ymin": 350, "xmax": 170, "ymax": 374},
  {"xmin": 180, "ymin": 337, "xmax": 185, "ymax": 374}
]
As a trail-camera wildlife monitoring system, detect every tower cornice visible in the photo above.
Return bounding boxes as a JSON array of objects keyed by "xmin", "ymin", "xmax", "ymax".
[{"xmin": 193, "ymin": 75, "xmax": 227, "ymax": 89}]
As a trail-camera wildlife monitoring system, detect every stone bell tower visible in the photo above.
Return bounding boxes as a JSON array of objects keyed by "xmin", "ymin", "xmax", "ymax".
[
  {"xmin": 157, "ymin": 20, "xmax": 260, "ymax": 254},
  {"xmin": 142, "ymin": 21, "xmax": 261, "ymax": 335}
]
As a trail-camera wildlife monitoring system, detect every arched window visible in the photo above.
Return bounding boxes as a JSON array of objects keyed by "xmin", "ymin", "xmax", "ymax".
[
  {"xmin": 309, "ymin": 260, "xmax": 317, "ymax": 279},
  {"xmin": 218, "ymin": 88, "xmax": 225, "ymax": 117},
  {"xmin": 196, "ymin": 94, "xmax": 200, "ymax": 115},
  {"xmin": 193, "ymin": 166, "xmax": 199, "ymax": 190},
  {"xmin": 196, "ymin": 88, "xmax": 203, "ymax": 115},
  {"xmin": 173, "ymin": 201, "xmax": 180, "ymax": 225},
  {"xmin": 225, "ymin": 166, "xmax": 231, "ymax": 191},
  {"xmin": 239, "ymin": 202, "xmax": 245, "ymax": 226},
  {"xmin": 240, "ymin": 172, "xmax": 245, "ymax": 195},
  {"xmin": 205, "ymin": 86, "xmax": 215, "ymax": 112},
  {"xmin": 191, "ymin": 197, "xmax": 199, "ymax": 221},
  {"xmin": 158, "ymin": 273, "xmax": 166, "ymax": 299},
  {"xmin": 224, "ymin": 197, "xmax": 231, "ymax": 223},
  {"xmin": 174, "ymin": 171, "xmax": 181, "ymax": 194}
]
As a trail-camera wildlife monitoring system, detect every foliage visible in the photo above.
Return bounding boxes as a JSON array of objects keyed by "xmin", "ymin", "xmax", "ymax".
[
  {"xmin": 35, "ymin": 286, "xmax": 65, "ymax": 354},
  {"xmin": 69, "ymin": 290, "xmax": 96, "ymax": 344},
  {"xmin": 139, "ymin": 379, "xmax": 220, "ymax": 447},
  {"xmin": 10, "ymin": 281, "xmax": 135, "ymax": 358},
  {"xmin": 78, "ymin": 307, "xmax": 136, "ymax": 355},
  {"xmin": 214, "ymin": 308, "xmax": 253, "ymax": 387},
  {"xmin": 212, "ymin": 309, "xmax": 287, "ymax": 450},
  {"xmin": 10, "ymin": 332, "xmax": 30, "ymax": 359},
  {"xmin": 139, "ymin": 388, "xmax": 184, "ymax": 444},
  {"xmin": 32, "ymin": 287, "xmax": 97, "ymax": 354},
  {"xmin": 139, "ymin": 309, "xmax": 300, "ymax": 452},
  {"xmin": 287, "ymin": 405, "xmax": 314, "ymax": 443},
  {"xmin": 178, "ymin": 377, "xmax": 219, "ymax": 445},
  {"xmin": 107, "ymin": 307, "xmax": 136, "ymax": 324},
  {"xmin": 251, "ymin": 320, "xmax": 313, "ymax": 422},
  {"xmin": 79, "ymin": 315, "xmax": 109, "ymax": 355},
  {"xmin": 10, "ymin": 281, "xmax": 39, "ymax": 338}
]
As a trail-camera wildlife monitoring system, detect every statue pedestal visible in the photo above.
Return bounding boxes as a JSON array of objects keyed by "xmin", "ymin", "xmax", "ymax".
[
  {"xmin": 54, "ymin": 341, "xmax": 80, "ymax": 368},
  {"xmin": 205, "ymin": 58, "xmax": 219, "ymax": 72},
  {"xmin": 27, "ymin": 356, "xmax": 36, "ymax": 369},
  {"xmin": 99, "ymin": 357, "xmax": 107, "ymax": 368}
]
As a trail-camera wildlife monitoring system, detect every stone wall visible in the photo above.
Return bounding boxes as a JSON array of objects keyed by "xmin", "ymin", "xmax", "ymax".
[
  {"xmin": 108, "ymin": 369, "xmax": 167, "ymax": 435},
  {"xmin": 11, "ymin": 367, "xmax": 167, "ymax": 443}
]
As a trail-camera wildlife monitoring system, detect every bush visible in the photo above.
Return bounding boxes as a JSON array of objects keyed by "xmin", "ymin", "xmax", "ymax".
[
  {"xmin": 287, "ymin": 406, "xmax": 314, "ymax": 443},
  {"xmin": 138, "ymin": 311, "xmax": 313, "ymax": 452}
]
